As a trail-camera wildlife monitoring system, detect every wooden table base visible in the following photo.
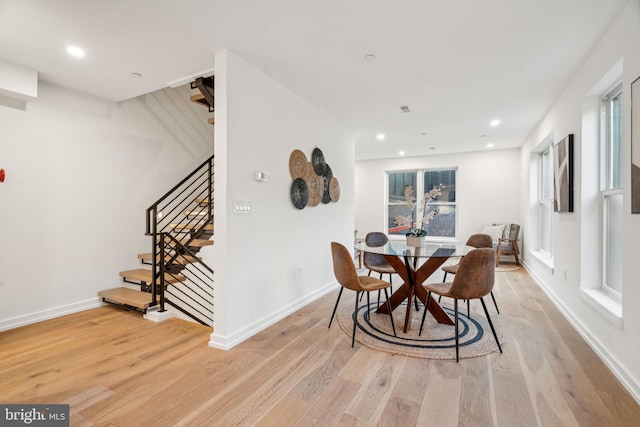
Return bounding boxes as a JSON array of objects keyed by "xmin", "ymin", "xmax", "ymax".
[{"xmin": 377, "ymin": 253, "xmax": 454, "ymax": 333}]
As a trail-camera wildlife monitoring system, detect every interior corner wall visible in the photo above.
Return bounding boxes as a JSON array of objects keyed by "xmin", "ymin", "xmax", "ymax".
[
  {"xmin": 0, "ymin": 82, "xmax": 213, "ymax": 330},
  {"xmin": 208, "ymin": 51, "xmax": 355, "ymax": 349},
  {"xmin": 354, "ymin": 148, "xmax": 521, "ymax": 242},
  {"xmin": 519, "ymin": 0, "xmax": 640, "ymax": 401}
]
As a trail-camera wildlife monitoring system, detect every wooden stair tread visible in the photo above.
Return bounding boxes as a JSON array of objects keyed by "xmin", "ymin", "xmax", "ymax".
[
  {"xmin": 170, "ymin": 222, "xmax": 206, "ymax": 230},
  {"xmin": 195, "ymin": 197, "xmax": 210, "ymax": 204},
  {"xmin": 190, "ymin": 93, "xmax": 210, "ymax": 106},
  {"xmin": 119, "ymin": 268, "xmax": 186, "ymax": 284},
  {"xmin": 208, "ymin": 117, "xmax": 214, "ymax": 125},
  {"xmin": 99, "ymin": 287, "xmax": 153, "ymax": 310},
  {"xmin": 184, "ymin": 210, "xmax": 208, "ymax": 217},
  {"xmin": 158, "ymin": 236, "xmax": 213, "ymax": 246},
  {"xmin": 182, "ymin": 239, "xmax": 213, "ymax": 247},
  {"xmin": 137, "ymin": 253, "xmax": 201, "ymax": 265}
]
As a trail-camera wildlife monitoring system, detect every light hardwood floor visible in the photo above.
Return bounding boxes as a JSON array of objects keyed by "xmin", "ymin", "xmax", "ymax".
[{"xmin": 1, "ymin": 268, "xmax": 639, "ymax": 426}]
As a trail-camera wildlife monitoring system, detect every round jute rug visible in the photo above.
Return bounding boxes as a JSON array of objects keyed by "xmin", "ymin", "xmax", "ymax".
[{"xmin": 337, "ymin": 300, "xmax": 503, "ymax": 360}]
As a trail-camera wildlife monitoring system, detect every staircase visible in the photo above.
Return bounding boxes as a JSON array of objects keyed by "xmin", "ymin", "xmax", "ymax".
[
  {"xmin": 191, "ymin": 76, "xmax": 214, "ymax": 125},
  {"xmin": 99, "ymin": 154, "xmax": 215, "ymax": 326}
]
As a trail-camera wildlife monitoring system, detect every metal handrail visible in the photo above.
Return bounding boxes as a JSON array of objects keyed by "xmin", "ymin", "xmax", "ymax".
[
  {"xmin": 146, "ymin": 155, "xmax": 214, "ymax": 326},
  {"xmin": 145, "ymin": 155, "xmax": 214, "ymax": 235}
]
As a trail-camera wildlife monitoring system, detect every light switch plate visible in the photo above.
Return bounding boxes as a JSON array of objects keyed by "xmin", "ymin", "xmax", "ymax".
[{"xmin": 233, "ymin": 200, "xmax": 252, "ymax": 214}]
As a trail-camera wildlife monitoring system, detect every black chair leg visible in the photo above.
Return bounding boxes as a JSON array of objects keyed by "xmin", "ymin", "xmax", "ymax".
[
  {"xmin": 467, "ymin": 300, "xmax": 470, "ymax": 318},
  {"xmin": 366, "ymin": 292, "xmax": 370, "ymax": 315},
  {"xmin": 328, "ymin": 287, "xmax": 344, "ymax": 328},
  {"xmin": 480, "ymin": 298, "xmax": 502, "ymax": 353},
  {"xmin": 442, "ymin": 272, "xmax": 448, "ymax": 282},
  {"xmin": 384, "ymin": 288, "xmax": 396, "ymax": 337},
  {"xmin": 490, "ymin": 291, "xmax": 500, "ymax": 314},
  {"xmin": 352, "ymin": 291, "xmax": 359, "ymax": 347},
  {"xmin": 454, "ymin": 298, "xmax": 460, "ymax": 362},
  {"xmin": 419, "ymin": 291, "xmax": 432, "ymax": 336}
]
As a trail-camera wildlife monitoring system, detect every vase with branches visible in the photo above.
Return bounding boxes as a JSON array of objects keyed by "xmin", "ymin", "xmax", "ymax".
[{"xmin": 393, "ymin": 185, "xmax": 442, "ymax": 237}]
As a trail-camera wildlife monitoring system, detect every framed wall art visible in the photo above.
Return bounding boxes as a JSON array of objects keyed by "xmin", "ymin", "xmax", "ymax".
[
  {"xmin": 553, "ymin": 134, "xmax": 574, "ymax": 212},
  {"xmin": 632, "ymin": 76, "xmax": 640, "ymax": 213}
]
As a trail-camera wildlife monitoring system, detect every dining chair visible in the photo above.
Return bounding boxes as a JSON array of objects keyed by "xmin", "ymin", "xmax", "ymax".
[
  {"xmin": 363, "ymin": 232, "xmax": 395, "ymax": 285},
  {"xmin": 496, "ymin": 224, "xmax": 521, "ymax": 267},
  {"xmin": 354, "ymin": 230, "xmax": 364, "ymax": 269},
  {"xmin": 440, "ymin": 233, "xmax": 499, "ymax": 316},
  {"xmin": 329, "ymin": 242, "xmax": 397, "ymax": 347},
  {"xmin": 420, "ymin": 248, "xmax": 502, "ymax": 362},
  {"xmin": 363, "ymin": 231, "xmax": 398, "ymax": 307}
]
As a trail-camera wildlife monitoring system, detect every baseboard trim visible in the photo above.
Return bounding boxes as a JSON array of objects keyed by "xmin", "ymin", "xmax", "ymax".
[
  {"xmin": 209, "ymin": 282, "xmax": 339, "ymax": 350},
  {"xmin": 522, "ymin": 261, "xmax": 640, "ymax": 406},
  {"xmin": 0, "ymin": 297, "xmax": 103, "ymax": 332}
]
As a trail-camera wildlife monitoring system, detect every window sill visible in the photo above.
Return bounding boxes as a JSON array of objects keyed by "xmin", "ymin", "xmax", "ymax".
[
  {"xmin": 529, "ymin": 250, "xmax": 554, "ymax": 271},
  {"xmin": 579, "ymin": 288, "xmax": 623, "ymax": 329}
]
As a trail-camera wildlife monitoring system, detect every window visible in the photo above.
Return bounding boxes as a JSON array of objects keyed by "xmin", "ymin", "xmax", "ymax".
[
  {"xmin": 387, "ymin": 169, "xmax": 457, "ymax": 238},
  {"xmin": 601, "ymin": 84, "xmax": 623, "ymax": 297},
  {"xmin": 539, "ymin": 146, "xmax": 553, "ymax": 255}
]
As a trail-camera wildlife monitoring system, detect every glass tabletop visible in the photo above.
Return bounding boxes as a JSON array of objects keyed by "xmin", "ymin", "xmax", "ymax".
[{"xmin": 355, "ymin": 240, "xmax": 473, "ymax": 258}]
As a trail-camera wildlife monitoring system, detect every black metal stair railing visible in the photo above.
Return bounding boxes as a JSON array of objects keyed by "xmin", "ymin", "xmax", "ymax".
[{"xmin": 145, "ymin": 154, "xmax": 214, "ymax": 326}]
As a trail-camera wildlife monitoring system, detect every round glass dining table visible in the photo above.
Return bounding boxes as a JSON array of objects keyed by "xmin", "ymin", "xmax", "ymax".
[{"xmin": 355, "ymin": 239, "xmax": 474, "ymax": 333}]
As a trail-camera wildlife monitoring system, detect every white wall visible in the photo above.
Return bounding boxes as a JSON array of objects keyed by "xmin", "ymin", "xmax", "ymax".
[
  {"xmin": 208, "ymin": 51, "xmax": 355, "ymax": 349},
  {"xmin": 0, "ymin": 82, "xmax": 213, "ymax": 330},
  {"xmin": 355, "ymin": 148, "xmax": 521, "ymax": 242},
  {"xmin": 519, "ymin": 0, "xmax": 640, "ymax": 402}
]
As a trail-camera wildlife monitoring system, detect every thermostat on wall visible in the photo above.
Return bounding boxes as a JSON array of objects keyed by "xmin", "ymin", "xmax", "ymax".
[{"xmin": 255, "ymin": 171, "xmax": 268, "ymax": 182}]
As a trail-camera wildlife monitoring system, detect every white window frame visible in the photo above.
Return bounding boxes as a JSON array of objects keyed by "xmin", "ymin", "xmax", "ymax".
[
  {"xmin": 385, "ymin": 168, "xmax": 458, "ymax": 240},
  {"xmin": 600, "ymin": 83, "xmax": 623, "ymax": 299},
  {"xmin": 538, "ymin": 145, "xmax": 553, "ymax": 257}
]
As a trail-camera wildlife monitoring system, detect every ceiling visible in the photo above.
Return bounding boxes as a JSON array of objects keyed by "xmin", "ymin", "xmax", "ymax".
[{"xmin": 0, "ymin": 0, "xmax": 630, "ymax": 160}]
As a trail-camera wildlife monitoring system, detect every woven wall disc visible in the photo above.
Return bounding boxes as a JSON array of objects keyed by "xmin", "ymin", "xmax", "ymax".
[
  {"xmin": 329, "ymin": 177, "xmax": 340, "ymax": 202},
  {"xmin": 311, "ymin": 147, "xmax": 326, "ymax": 176},
  {"xmin": 291, "ymin": 178, "xmax": 309, "ymax": 209},
  {"xmin": 305, "ymin": 162, "xmax": 323, "ymax": 207},
  {"xmin": 321, "ymin": 163, "xmax": 333, "ymax": 204},
  {"xmin": 289, "ymin": 149, "xmax": 309, "ymax": 179}
]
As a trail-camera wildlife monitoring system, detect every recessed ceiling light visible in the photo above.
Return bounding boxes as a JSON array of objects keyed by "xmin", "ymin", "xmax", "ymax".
[
  {"xmin": 429, "ymin": 147, "xmax": 436, "ymax": 150},
  {"xmin": 490, "ymin": 119, "xmax": 501, "ymax": 127},
  {"xmin": 376, "ymin": 133, "xmax": 385, "ymax": 140},
  {"xmin": 400, "ymin": 105, "xmax": 410, "ymax": 113},
  {"xmin": 364, "ymin": 54, "xmax": 376, "ymax": 62},
  {"xmin": 131, "ymin": 72, "xmax": 143, "ymax": 78},
  {"xmin": 398, "ymin": 151, "xmax": 405, "ymax": 156},
  {"xmin": 487, "ymin": 143, "xmax": 495, "ymax": 148},
  {"xmin": 66, "ymin": 46, "xmax": 85, "ymax": 58},
  {"xmin": 479, "ymin": 134, "xmax": 487, "ymax": 138},
  {"xmin": 420, "ymin": 132, "xmax": 428, "ymax": 136}
]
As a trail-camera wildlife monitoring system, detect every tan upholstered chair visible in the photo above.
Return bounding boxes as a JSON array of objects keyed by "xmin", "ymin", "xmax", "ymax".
[
  {"xmin": 440, "ymin": 233, "xmax": 499, "ymax": 315},
  {"xmin": 496, "ymin": 224, "xmax": 521, "ymax": 267},
  {"xmin": 329, "ymin": 242, "xmax": 396, "ymax": 347},
  {"xmin": 354, "ymin": 230, "xmax": 363, "ymax": 269},
  {"xmin": 420, "ymin": 248, "xmax": 502, "ymax": 362}
]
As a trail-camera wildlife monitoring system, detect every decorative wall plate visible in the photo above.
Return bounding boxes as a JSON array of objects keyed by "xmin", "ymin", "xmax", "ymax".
[
  {"xmin": 311, "ymin": 147, "xmax": 326, "ymax": 176},
  {"xmin": 329, "ymin": 177, "xmax": 340, "ymax": 202},
  {"xmin": 321, "ymin": 163, "xmax": 333, "ymax": 204},
  {"xmin": 289, "ymin": 149, "xmax": 309, "ymax": 179},
  {"xmin": 305, "ymin": 162, "xmax": 323, "ymax": 207},
  {"xmin": 291, "ymin": 177, "xmax": 309, "ymax": 209}
]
